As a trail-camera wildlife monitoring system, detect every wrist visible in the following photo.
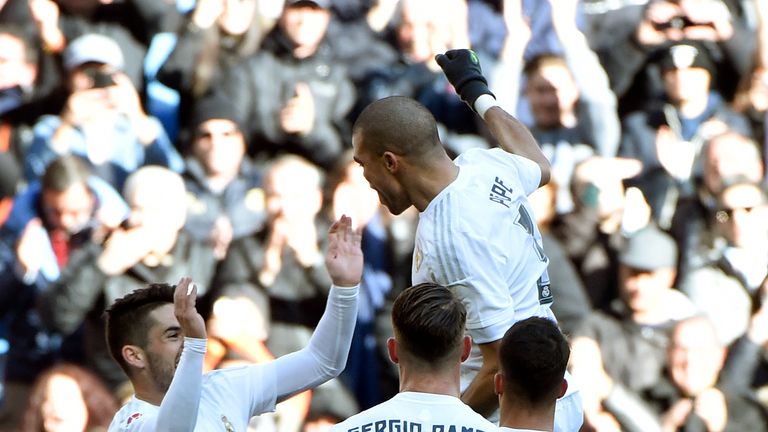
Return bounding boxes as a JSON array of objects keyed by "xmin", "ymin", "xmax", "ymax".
[{"xmin": 473, "ymin": 94, "xmax": 498, "ymax": 120}]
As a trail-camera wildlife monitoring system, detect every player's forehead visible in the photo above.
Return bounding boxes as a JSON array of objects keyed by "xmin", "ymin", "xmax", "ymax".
[
  {"xmin": 351, "ymin": 132, "xmax": 371, "ymax": 162},
  {"xmin": 147, "ymin": 304, "xmax": 178, "ymax": 335}
]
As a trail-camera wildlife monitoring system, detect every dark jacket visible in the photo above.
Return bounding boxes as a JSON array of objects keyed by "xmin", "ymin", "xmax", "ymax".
[
  {"xmin": 182, "ymin": 156, "xmax": 266, "ymax": 243},
  {"xmin": 215, "ymin": 28, "xmax": 356, "ymax": 170}
]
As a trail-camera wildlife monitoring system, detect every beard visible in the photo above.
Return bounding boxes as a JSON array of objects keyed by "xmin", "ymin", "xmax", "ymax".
[{"xmin": 147, "ymin": 350, "xmax": 179, "ymax": 394}]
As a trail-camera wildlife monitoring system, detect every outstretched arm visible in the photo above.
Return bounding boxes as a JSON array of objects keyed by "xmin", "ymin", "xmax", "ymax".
[
  {"xmin": 436, "ymin": 49, "xmax": 550, "ymax": 186},
  {"xmin": 154, "ymin": 277, "xmax": 207, "ymax": 432},
  {"xmin": 270, "ymin": 215, "xmax": 362, "ymax": 402}
]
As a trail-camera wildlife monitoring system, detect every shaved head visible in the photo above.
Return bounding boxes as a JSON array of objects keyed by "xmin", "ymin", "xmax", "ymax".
[{"xmin": 353, "ymin": 96, "xmax": 441, "ymax": 158}]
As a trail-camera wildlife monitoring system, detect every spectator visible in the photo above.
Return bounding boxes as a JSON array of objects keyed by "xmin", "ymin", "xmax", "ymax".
[
  {"xmin": 0, "ymin": 23, "xmax": 61, "ymax": 170},
  {"xmin": 25, "ymin": 33, "xmax": 183, "ymax": 191},
  {"xmin": 569, "ymin": 224, "xmax": 697, "ymax": 431},
  {"xmin": 553, "ymin": 156, "xmax": 643, "ymax": 310},
  {"xmin": 679, "ymin": 180, "xmax": 768, "ymax": 345},
  {"xmin": 643, "ymin": 315, "xmax": 768, "ymax": 431},
  {"xmin": 215, "ymin": 0, "xmax": 356, "ymax": 170},
  {"xmin": 35, "ymin": 166, "xmax": 217, "ymax": 392},
  {"xmin": 490, "ymin": 0, "xmax": 620, "ymax": 214},
  {"xmin": 0, "ymin": 156, "xmax": 127, "ymax": 431},
  {"xmin": 19, "ymin": 363, "xmax": 118, "ymax": 432},
  {"xmin": 29, "ymin": 0, "xmax": 181, "ymax": 85},
  {"xmin": 721, "ymin": 281, "xmax": 768, "ymax": 409},
  {"xmin": 157, "ymin": 0, "xmax": 275, "ymax": 133},
  {"xmin": 593, "ymin": 0, "xmax": 755, "ymax": 115},
  {"xmin": 621, "ymin": 40, "xmax": 751, "ymax": 180},
  {"xmin": 182, "ymin": 95, "xmax": 266, "ymax": 261}
]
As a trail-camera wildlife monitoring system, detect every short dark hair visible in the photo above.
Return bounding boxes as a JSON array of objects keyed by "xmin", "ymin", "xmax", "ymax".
[
  {"xmin": 104, "ymin": 284, "xmax": 175, "ymax": 375},
  {"xmin": 352, "ymin": 96, "xmax": 441, "ymax": 159},
  {"xmin": 41, "ymin": 155, "xmax": 91, "ymax": 193},
  {"xmin": 391, "ymin": 283, "xmax": 466, "ymax": 368},
  {"xmin": 499, "ymin": 317, "xmax": 569, "ymax": 407}
]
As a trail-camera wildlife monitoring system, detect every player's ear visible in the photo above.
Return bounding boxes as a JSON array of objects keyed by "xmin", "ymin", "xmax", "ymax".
[
  {"xmin": 460, "ymin": 335, "xmax": 472, "ymax": 362},
  {"xmin": 387, "ymin": 337, "xmax": 399, "ymax": 364},
  {"xmin": 123, "ymin": 345, "xmax": 147, "ymax": 370},
  {"xmin": 382, "ymin": 151, "xmax": 398, "ymax": 173},
  {"xmin": 558, "ymin": 378, "xmax": 568, "ymax": 398},
  {"xmin": 494, "ymin": 372, "xmax": 504, "ymax": 396}
]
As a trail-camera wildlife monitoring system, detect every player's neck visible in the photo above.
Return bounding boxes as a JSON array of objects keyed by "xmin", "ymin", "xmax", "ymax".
[
  {"xmin": 410, "ymin": 160, "xmax": 459, "ymax": 212},
  {"xmin": 133, "ymin": 381, "xmax": 165, "ymax": 406},
  {"xmin": 499, "ymin": 397, "xmax": 554, "ymax": 432},
  {"xmin": 398, "ymin": 367, "xmax": 461, "ymax": 398}
]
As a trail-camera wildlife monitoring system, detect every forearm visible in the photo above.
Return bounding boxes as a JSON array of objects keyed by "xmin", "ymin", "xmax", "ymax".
[
  {"xmin": 483, "ymin": 106, "xmax": 551, "ymax": 186},
  {"xmin": 273, "ymin": 285, "xmax": 358, "ymax": 401},
  {"xmin": 156, "ymin": 337, "xmax": 206, "ymax": 432},
  {"xmin": 461, "ymin": 360, "xmax": 500, "ymax": 417}
]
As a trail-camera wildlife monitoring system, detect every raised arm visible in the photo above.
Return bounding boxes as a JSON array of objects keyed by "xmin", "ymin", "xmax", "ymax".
[
  {"xmin": 436, "ymin": 49, "xmax": 551, "ymax": 186},
  {"xmin": 154, "ymin": 277, "xmax": 208, "ymax": 432},
  {"xmin": 271, "ymin": 215, "xmax": 362, "ymax": 401}
]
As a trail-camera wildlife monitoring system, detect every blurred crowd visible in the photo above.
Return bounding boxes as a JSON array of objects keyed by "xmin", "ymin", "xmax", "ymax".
[{"xmin": 0, "ymin": 0, "xmax": 767, "ymax": 431}]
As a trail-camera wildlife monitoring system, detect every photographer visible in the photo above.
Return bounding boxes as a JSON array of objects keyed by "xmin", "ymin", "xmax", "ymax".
[
  {"xmin": 24, "ymin": 33, "xmax": 184, "ymax": 191},
  {"xmin": 592, "ymin": 0, "xmax": 755, "ymax": 115}
]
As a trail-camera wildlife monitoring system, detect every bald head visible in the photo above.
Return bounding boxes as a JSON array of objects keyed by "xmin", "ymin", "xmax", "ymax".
[{"xmin": 353, "ymin": 96, "xmax": 442, "ymax": 160}]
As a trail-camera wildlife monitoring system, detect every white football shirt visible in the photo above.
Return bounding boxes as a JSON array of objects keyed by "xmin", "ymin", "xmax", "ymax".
[{"xmin": 331, "ymin": 392, "xmax": 497, "ymax": 432}]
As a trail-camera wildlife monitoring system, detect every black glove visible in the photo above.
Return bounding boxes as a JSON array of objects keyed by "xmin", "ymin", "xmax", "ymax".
[{"xmin": 435, "ymin": 49, "xmax": 494, "ymax": 109}]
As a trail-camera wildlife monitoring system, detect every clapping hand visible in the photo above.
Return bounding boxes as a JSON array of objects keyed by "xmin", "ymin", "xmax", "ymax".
[{"xmin": 324, "ymin": 215, "xmax": 363, "ymax": 288}]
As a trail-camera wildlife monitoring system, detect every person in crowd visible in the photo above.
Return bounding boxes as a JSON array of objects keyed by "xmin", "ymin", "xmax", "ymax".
[
  {"xmin": 25, "ymin": 33, "xmax": 183, "ymax": 191},
  {"xmin": 490, "ymin": 0, "xmax": 620, "ymax": 215},
  {"xmin": 0, "ymin": 23, "xmax": 61, "ymax": 165},
  {"xmin": 679, "ymin": 180, "xmax": 768, "ymax": 345},
  {"xmin": 331, "ymin": 283, "xmax": 496, "ymax": 432},
  {"xmin": 569, "ymin": 224, "xmax": 697, "ymax": 431},
  {"xmin": 35, "ymin": 166, "xmax": 216, "ymax": 392},
  {"xmin": 157, "ymin": 0, "xmax": 276, "ymax": 132},
  {"xmin": 20, "ymin": 363, "xmax": 118, "ymax": 432},
  {"xmin": 214, "ymin": 0, "xmax": 356, "ymax": 170},
  {"xmin": 592, "ymin": 0, "xmax": 754, "ymax": 115},
  {"xmin": 0, "ymin": 155, "xmax": 127, "ymax": 430},
  {"xmin": 497, "ymin": 317, "xmax": 570, "ymax": 432},
  {"xmin": 351, "ymin": 49, "xmax": 582, "ymax": 428},
  {"xmin": 106, "ymin": 214, "xmax": 360, "ymax": 431},
  {"xmin": 642, "ymin": 315, "xmax": 768, "ymax": 431},
  {"xmin": 552, "ymin": 155, "xmax": 644, "ymax": 310},
  {"xmin": 182, "ymin": 95, "xmax": 266, "ymax": 261}
]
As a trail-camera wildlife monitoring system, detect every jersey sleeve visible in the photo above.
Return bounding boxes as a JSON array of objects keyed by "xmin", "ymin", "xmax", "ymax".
[{"xmin": 503, "ymin": 152, "xmax": 542, "ymax": 196}]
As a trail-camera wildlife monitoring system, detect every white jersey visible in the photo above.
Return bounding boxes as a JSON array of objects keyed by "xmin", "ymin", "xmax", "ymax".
[
  {"xmin": 331, "ymin": 392, "xmax": 497, "ymax": 432},
  {"xmin": 109, "ymin": 362, "xmax": 278, "ymax": 431},
  {"xmin": 412, "ymin": 148, "xmax": 554, "ymax": 385},
  {"xmin": 411, "ymin": 148, "xmax": 582, "ymax": 431}
]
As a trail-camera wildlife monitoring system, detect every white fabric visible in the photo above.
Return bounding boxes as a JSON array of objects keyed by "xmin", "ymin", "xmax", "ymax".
[
  {"xmin": 331, "ymin": 392, "xmax": 496, "ymax": 432},
  {"xmin": 474, "ymin": 94, "xmax": 498, "ymax": 120},
  {"xmin": 410, "ymin": 148, "xmax": 582, "ymax": 429},
  {"xmin": 109, "ymin": 285, "xmax": 358, "ymax": 431}
]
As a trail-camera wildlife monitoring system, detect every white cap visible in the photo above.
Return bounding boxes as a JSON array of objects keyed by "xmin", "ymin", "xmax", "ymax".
[{"xmin": 63, "ymin": 34, "xmax": 124, "ymax": 71}]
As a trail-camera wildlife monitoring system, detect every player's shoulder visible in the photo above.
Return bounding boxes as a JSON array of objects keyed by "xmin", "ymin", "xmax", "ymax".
[{"xmin": 108, "ymin": 399, "xmax": 156, "ymax": 431}]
